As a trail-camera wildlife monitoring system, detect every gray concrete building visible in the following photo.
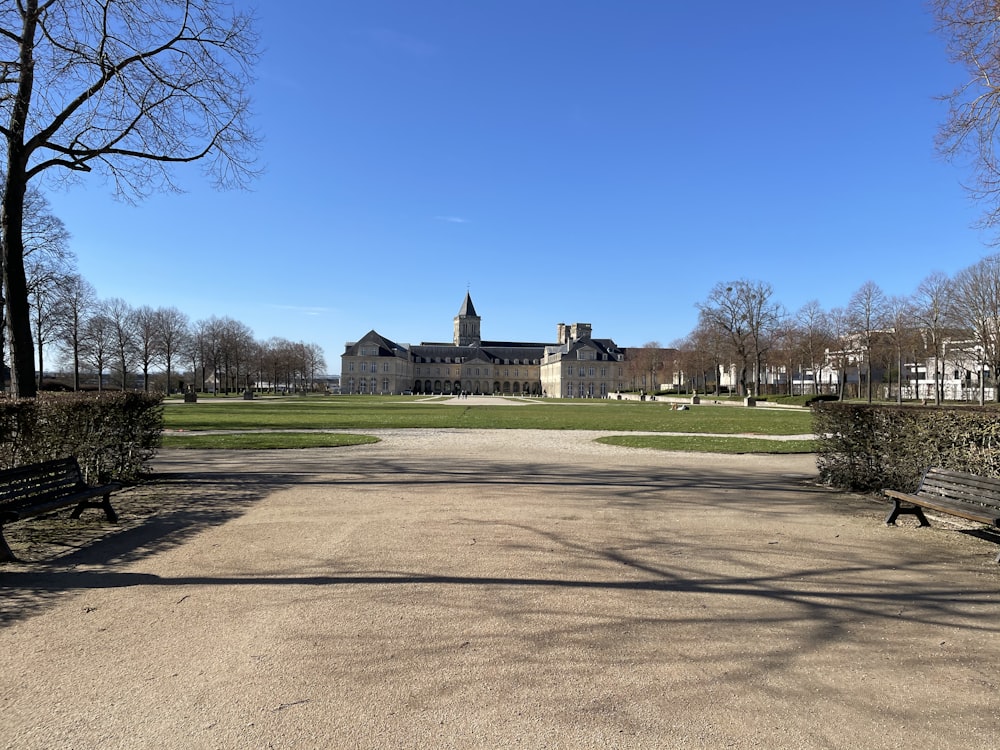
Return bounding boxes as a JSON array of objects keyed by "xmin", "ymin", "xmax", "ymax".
[{"xmin": 341, "ymin": 293, "xmax": 627, "ymax": 397}]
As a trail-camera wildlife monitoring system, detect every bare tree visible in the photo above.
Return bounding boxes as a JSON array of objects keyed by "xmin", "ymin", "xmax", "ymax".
[
  {"xmin": 793, "ymin": 300, "xmax": 834, "ymax": 395},
  {"xmin": 697, "ymin": 285, "xmax": 753, "ymax": 396},
  {"xmin": 153, "ymin": 306, "xmax": 190, "ymax": 394},
  {"xmin": 686, "ymin": 313, "xmax": 729, "ymax": 396},
  {"xmin": 932, "ymin": 0, "xmax": 1000, "ymax": 237},
  {"xmin": 627, "ymin": 342, "xmax": 667, "ymax": 393},
  {"xmin": 952, "ymin": 254, "xmax": 1000, "ymax": 403},
  {"xmin": 195, "ymin": 316, "xmax": 225, "ymax": 394},
  {"xmin": 913, "ymin": 271, "xmax": 956, "ymax": 404},
  {"xmin": 218, "ymin": 317, "xmax": 254, "ymax": 392},
  {"xmin": 697, "ymin": 280, "xmax": 782, "ymax": 396},
  {"xmin": 0, "ymin": 0, "xmax": 260, "ymax": 397},
  {"xmin": 0, "ymin": 186, "xmax": 70, "ymax": 385},
  {"xmin": 27, "ymin": 252, "xmax": 74, "ymax": 389},
  {"xmin": 846, "ymin": 281, "xmax": 888, "ymax": 403},
  {"xmin": 302, "ymin": 342, "xmax": 327, "ymax": 392},
  {"xmin": 54, "ymin": 274, "xmax": 97, "ymax": 390},
  {"xmin": 826, "ymin": 306, "xmax": 852, "ymax": 399},
  {"xmin": 102, "ymin": 297, "xmax": 138, "ymax": 390},
  {"xmin": 20, "ymin": 190, "xmax": 74, "ymax": 389},
  {"xmin": 81, "ymin": 312, "xmax": 113, "ymax": 391},
  {"xmin": 883, "ymin": 294, "xmax": 919, "ymax": 404},
  {"xmin": 133, "ymin": 306, "xmax": 159, "ymax": 392}
]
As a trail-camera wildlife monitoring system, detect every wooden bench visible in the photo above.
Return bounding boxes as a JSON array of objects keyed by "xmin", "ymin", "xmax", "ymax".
[
  {"xmin": 884, "ymin": 466, "xmax": 1000, "ymax": 562},
  {"xmin": 0, "ymin": 457, "xmax": 122, "ymax": 562}
]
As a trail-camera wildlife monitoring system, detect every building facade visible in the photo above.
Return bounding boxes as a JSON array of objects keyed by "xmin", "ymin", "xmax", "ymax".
[{"xmin": 341, "ymin": 293, "xmax": 627, "ymax": 397}]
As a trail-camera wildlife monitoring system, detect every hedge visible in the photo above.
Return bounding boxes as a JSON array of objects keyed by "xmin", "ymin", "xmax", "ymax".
[
  {"xmin": 0, "ymin": 391, "xmax": 164, "ymax": 483},
  {"xmin": 812, "ymin": 401, "xmax": 1000, "ymax": 494}
]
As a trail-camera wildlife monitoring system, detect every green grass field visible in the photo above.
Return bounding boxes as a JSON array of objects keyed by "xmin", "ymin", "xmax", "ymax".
[{"xmin": 160, "ymin": 395, "xmax": 816, "ymax": 454}]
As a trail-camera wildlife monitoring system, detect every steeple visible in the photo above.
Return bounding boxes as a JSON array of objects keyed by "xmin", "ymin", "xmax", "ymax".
[
  {"xmin": 454, "ymin": 291, "xmax": 481, "ymax": 346},
  {"xmin": 458, "ymin": 291, "xmax": 477, "ymax": 317}
]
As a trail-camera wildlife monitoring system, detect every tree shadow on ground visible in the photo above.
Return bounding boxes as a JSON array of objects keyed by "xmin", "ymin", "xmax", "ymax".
[{"xmin": 2, "ymin": 446, "xmax": 997, "ymax": 631}]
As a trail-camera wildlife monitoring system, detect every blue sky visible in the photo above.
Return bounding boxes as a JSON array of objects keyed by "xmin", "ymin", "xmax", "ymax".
[{"xmin": 44, "ymin": 1, "xmax": 988, "ymax": 372}]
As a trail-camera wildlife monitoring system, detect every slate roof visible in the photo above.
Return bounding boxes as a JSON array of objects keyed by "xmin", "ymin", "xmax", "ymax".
[
  {"xmin": 342, "ymin": 330, "xmax": 409, "ymax": 357},
  {"xmin": 458, "ymin": 292, "xmax": 478, "ymax": 317},
  {"xmin": 410, "ymin": 341, "xmax": 546, "ymax": 364}
]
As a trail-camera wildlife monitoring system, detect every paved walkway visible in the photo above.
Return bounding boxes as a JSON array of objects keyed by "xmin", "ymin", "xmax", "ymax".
[{"xmin": 2, "ymin": 430, "xmax": 999, "ymax": 749}]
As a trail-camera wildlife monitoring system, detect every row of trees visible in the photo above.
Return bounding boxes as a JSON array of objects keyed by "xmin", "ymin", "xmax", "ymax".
[
  {"xmin": 660, "ymin": 253, "xmax": 1000, "ymax": 404},
  {"xmin": 22, "ymin": 189, "xmax": 326, "ymax": 394}
]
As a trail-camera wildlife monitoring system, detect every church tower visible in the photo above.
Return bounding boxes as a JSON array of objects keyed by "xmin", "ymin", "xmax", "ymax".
[{"xmin": 453, "ymin": 291, "xmax": 481, "ymax": 346}]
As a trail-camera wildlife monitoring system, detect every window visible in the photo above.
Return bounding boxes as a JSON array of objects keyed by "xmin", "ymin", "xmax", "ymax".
[
  {"xmin": 383, "ymin": 362, "xmax": 390, "ymax": 372},
  {"xmin": 348, "ymin": 362, "xmax": 355, "ymax": 372}
]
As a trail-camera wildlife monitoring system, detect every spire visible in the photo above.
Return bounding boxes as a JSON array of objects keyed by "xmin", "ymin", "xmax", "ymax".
[
  {"xmin": 454, "ymin": 291, "xmax": 481, "ymax": 346},
  {"xmin": 458, "ymin": 291, "xmax": 477, "ymax": 318}
]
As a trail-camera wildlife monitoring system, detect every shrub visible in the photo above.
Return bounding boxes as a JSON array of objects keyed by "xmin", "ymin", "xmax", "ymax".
[
  {"xmin": 0, "ymin": 391, "xmax": 164, "ymax": 482},
  {"xmin": 813, "ymin": 401, "xmax": 1000, "ymax": 493}
]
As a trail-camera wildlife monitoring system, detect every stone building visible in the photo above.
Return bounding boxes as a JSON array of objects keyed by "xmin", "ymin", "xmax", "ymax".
[{"xmin": 341, "ymin": 293, "xmax": 627, "ymax": 397}]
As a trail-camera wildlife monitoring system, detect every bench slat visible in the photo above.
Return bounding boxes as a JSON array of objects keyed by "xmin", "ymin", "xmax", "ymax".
[
  {"xmin": 918, "ymin": 468, "xmax": 1000, "ymax": 512},
  {"xmin": 888, "ymin": 490, "xmax": 1000, "ymax": 526}
]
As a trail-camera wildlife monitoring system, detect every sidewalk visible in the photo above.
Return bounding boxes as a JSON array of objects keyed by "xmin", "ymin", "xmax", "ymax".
[{"xmin": 2, "ymin": 430, "xmax": 999, "ymax": 749}]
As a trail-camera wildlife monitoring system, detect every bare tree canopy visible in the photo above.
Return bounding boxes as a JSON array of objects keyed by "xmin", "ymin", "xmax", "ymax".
[
  {"xmin": 696, "ymin": 280, "xmax": 782, "ymax": 397},
  {"xmin": 952, "ymin": 253, "xmax": 1000, "ymax": 401},
  {"xmin": 0, "ymin": 0, "xmax": 260, "ymax": 397},
  {"xmin": 933, "ymin": 0, "xmax": 1000, "ymax": 236}
]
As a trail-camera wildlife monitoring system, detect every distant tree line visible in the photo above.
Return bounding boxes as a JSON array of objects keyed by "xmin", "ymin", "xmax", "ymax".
[
  {"xmin": 15, "ymin": 189, "xmax": 326, "ymax": 395},
  {"xmin": 671, "ymin": 255, "xmax": 1000, "ymax": 404}
]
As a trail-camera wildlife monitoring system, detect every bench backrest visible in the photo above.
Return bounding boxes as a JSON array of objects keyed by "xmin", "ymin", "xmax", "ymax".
[
  {"xmin": 0, "ymin": 458, "xmax": 86, "ymax": 512},
  {"xmin": 920, "ymin": 467, "xmax": 1000, "ymax": 512}
]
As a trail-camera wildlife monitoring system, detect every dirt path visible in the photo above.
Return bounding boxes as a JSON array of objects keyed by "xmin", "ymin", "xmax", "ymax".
[{"xmin": 2, "ymin": 430, "xmax": 999, "ymax": 749}]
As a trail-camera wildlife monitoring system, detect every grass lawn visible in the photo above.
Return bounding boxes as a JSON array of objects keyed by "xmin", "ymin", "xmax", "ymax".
[
  {"xmin": 596, "ymin": 435, "xmax": 817, "ymax": 454},
  {"xmin": 158, "ymin": 396, "xmax": 816, "ymax": 453},
  {"xmin": 163, "ymin": 395, "xmax": 813, "ymax": 435}
]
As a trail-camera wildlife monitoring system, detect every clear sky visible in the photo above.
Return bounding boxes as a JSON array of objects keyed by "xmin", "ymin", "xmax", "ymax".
[{"xmin": 43, "ymin": 1, "xmax": 989, "ymax": 372}]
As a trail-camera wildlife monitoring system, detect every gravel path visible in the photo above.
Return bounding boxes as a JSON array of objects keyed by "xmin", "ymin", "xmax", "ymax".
[{"xmin": 2, "ymin": 430, "xmax": 999, "ymax": 749}]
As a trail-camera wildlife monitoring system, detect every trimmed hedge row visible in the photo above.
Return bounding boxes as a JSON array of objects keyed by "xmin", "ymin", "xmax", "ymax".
[
  {"xmin": 812, "ymin": 401, "xmax": 1000, "ymax": 494},
  {"xmin": 0, "ymin": 392, "xmax": 164, "ymax": 483}
]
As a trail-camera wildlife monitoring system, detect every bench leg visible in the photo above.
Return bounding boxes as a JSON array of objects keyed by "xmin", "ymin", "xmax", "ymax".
[
  {"xmin": 69, "ymin": 493, "xmax": 119, "ymax": 524},
  {"xmin": 0, "ymin": 526, "xmax": 19, "ymax": 563},
  {"xmin": 885, "ymin": 499, "xmax": 930, "ymax": 527}
]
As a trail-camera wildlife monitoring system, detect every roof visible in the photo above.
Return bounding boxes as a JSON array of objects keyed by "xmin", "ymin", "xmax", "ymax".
[
  {"xmin": 410, "ymin": 341, "xmax": 547, "ymax": 364},
  {"xmin": 457, "ymin": 292, "xmax": 478, "ymax": 318},
  {"xmin": 342, "ymin": 330, "xmax": 409, "ymax": 357}
]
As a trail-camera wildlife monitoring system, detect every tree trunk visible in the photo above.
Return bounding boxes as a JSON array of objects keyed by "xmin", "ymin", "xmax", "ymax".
[
  {"xmin": 2, "ymin": 177, "xmax": 36, "ymax": 399},
  {"xmin": 2, "ymin": 1, "xmax": 40, "ymax": 399},
  {"xmin": 36, "ymin": 337, "xmax": 43, "ymax": 390}
]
